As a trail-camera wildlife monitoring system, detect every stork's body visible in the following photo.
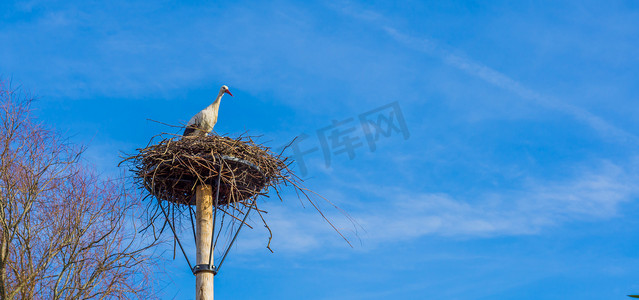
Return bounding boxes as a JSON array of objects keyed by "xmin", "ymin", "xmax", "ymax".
[{"xmin": 183, "ymin": 85, "xmax": 233, "ymax": 137}]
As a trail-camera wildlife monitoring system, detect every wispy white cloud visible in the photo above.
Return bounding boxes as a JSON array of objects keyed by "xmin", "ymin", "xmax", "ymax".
[
  {"xmin": 363, "ymin": 162, "xmax": 634, "ymax": 241},
  {"xmin": 234, "ymin": 161, "xmax": 637, "ymax": 253},
  {"xmin": 331, "ymin": 2, "xmax": 639, "ymax": 145}
]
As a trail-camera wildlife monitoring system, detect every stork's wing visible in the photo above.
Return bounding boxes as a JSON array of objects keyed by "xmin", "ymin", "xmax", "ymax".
[
  {"xmin": 183, "ymin": 114, "xmax": 201, "ymax": 136},
  {"xmin": 183, "ymin": 126, "xmax": 197, "ymax": 137}
]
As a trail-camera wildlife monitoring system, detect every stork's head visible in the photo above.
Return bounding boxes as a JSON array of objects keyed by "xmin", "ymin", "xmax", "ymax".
[{"xmin": 221, "ymin": 85, "xmax": 233, "ymax": 97}]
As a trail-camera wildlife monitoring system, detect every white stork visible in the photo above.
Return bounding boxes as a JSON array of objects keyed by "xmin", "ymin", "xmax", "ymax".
[{"xmin": 183, "ymin": 85, "xmax": 233, "ymax": 137}]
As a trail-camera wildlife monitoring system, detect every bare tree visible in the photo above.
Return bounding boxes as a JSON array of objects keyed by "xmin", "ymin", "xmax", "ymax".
[{"xmin": 0, "ymin": 82, "xmax": 160, "ymax": 299}]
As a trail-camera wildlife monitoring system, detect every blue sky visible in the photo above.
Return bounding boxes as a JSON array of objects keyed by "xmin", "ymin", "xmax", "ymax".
[{"xmin": 2, "ymin": 0, "xmax": 639, "ymax": 299}]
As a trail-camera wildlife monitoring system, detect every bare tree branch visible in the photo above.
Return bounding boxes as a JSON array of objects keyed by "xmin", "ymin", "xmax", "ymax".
[{"xmin": 0, "ymin": 81, "xmax": 161, "ymax": 299}]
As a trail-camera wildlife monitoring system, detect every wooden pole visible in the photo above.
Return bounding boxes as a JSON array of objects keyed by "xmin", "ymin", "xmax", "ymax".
[{"xmin": 196, "ymin": 184, "xmax": 214, "ymax": 299}]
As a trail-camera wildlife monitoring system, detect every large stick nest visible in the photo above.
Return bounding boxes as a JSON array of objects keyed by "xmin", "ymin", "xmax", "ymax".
[
  {"xmin": 122, "ymin": 133, "xmax": 351, "ymax": 255},
  {"xmin": 126, "ymin": 135, "xmax": 286, "ymax": 206}
]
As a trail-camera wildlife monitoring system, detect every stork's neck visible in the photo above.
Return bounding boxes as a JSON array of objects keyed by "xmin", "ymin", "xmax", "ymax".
[{"xmin": 206, "ymin": 90, "xmax": 226, "ymax": 112}]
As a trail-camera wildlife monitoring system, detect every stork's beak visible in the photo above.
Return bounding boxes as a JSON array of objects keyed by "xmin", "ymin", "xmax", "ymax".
[{"xmin": 225, "ymin": 90, "xmax": 233, "ymax": 97}]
